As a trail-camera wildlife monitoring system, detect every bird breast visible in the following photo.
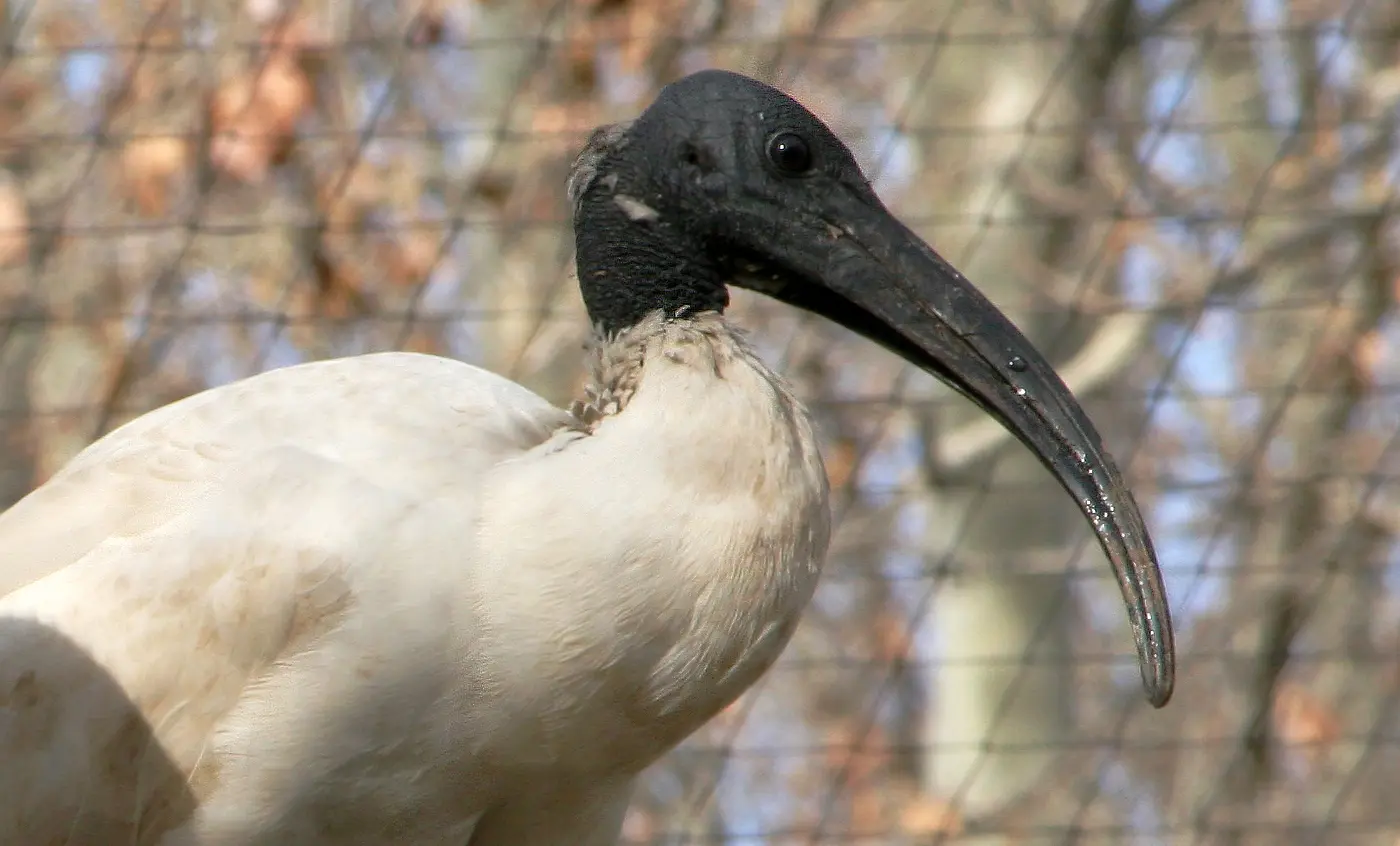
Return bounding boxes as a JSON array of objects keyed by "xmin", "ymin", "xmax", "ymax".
[{"xmin": 466, "ymin": 312, "xmax": 831, "ymax": 775}]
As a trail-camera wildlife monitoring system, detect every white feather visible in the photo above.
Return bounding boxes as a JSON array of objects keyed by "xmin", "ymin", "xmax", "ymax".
[{"xmin": 0, "ymin": 314, "xmax": 830, "ymax": 845}]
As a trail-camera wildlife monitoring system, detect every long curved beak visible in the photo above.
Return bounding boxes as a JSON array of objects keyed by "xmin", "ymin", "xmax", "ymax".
[{"xmin": 739, "ymin": 194, "xmax": 1175, "ymax": 707}]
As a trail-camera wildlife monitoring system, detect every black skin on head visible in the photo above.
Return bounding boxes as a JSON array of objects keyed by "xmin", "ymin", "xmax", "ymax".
[{"xmin": 571, "ymin": 69, "xmax": 882, "ymax": 337}]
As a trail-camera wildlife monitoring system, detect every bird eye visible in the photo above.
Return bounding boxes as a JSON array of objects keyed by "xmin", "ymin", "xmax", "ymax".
[{"xmin": 767, "ymin": 132, "xmax": 814, "ymax": 175}]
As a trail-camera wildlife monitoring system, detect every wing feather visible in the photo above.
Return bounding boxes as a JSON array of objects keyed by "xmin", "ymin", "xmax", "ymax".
[
  {"xmin": 0, "ymin": 352, "xmax": 573, "ymax": 843},
  {"xmin": 0, "ymin": 352, "xmax": 572, "ymax": 597}
]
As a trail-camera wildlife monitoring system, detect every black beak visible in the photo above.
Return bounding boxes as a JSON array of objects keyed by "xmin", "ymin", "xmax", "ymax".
[{"xmin": 740, "ymin": 193, "xmax": 1175, "ymax": 708}]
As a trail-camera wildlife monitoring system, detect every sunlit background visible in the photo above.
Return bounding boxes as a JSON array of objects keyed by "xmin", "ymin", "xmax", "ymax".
[{"xmin": 2, "ymin": 0, "xmax": 1399, "ymax": 842}]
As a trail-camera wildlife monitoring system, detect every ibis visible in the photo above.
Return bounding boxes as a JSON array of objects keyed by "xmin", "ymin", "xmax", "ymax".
[{"xmin": 0, "ymin": 69, "xmax": 1173, "ymax": 845}]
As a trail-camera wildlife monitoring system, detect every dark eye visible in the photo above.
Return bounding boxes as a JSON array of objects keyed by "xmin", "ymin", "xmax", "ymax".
[{"xmin": 767, "ymin": 132, "xmax": 813, "ymax": 175}]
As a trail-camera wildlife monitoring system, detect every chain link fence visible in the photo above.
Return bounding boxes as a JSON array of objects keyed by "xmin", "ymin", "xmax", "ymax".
[{"xmin": 2, "ymin": 0, "xmax": 1399, "ymax": 842}]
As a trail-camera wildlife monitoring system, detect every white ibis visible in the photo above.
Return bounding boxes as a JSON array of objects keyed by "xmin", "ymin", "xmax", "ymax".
[{"xmin": 0, "ymin": 69, "xmax": 1173, "ymax": 845}]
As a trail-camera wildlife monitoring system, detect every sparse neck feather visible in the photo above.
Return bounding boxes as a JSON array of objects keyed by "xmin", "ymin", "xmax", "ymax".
[{"xmin": 573, "ymin": 174, "xmax": 729, "ymax": 337}]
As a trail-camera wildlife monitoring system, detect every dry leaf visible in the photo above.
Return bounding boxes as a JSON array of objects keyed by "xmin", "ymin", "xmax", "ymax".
[
  {"xmin": 121, "ymin": 135, "xmax": 189, "ymax": 216},
  {"xmin": 209, "ymin": 56, "xmax": 313, "ymax": 183},
  {"xmin": 874, "ymin": 611, "xmax": 912, "ymax": 663},
  {"xmin": 1272, "ymin": 681, "xmax": 1341, "ymax": 758},
  {"xmin": 380, "ymin": 230, "xmax": 445, "ymax": 287},
  {"xmin": 823, "ymin": 437, "xmax": 858, "ymax": 489},
  {"xmin": 1351, "ymin": 329, "xmax": 1386, "ymax": 388},
  {"xmin": 245, "ymin": 0, "xmax": 282, "ymax": 25},
  {"xmin": 409, "ymin": 2, "xmax": 449, "ymax": 46},
  {"xmin": 0, "ymin": 175, "xmax": 30, "ymax": 266},
  {"xmin": 901, "ymin": 795, "xmax": 965, "ymax": 838},
  {"xmin": 258, "ymin": 58, "xmax": 314, "ymax": 129},
  {"xmin": 621, "ymin": 0, "xmax": 665, "ymax": 73}
]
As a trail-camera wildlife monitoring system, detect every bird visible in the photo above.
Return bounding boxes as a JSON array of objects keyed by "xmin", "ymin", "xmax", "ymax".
[{"xmin": 0, "ymin": 69, "xmax": 1174, "ymax": 845}]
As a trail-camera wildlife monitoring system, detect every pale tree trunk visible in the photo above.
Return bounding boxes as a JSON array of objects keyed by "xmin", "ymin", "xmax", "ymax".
[{"xmin": 458, "ymin": 1, "xmax": 569, "ymax": 389}]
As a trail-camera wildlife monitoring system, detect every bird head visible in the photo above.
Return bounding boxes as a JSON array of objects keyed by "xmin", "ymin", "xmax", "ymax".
[{"xmin": 569, "ymin": 69, "xmax": 1175, "ymax": 708}]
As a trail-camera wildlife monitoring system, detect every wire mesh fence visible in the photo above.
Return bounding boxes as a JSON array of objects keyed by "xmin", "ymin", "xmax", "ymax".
[{"xmin": 1, "ymin": 0, "xmax": 1398, "ymax": 842}]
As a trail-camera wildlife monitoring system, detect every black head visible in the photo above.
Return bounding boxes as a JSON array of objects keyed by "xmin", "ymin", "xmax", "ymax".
[
  {"xmin": 569, "ymin": 69, "xmax": 885, "ymax": 335},
  {"xmin": 568, "ymin": 69, "xmax": 1176, "ymax": 708}
]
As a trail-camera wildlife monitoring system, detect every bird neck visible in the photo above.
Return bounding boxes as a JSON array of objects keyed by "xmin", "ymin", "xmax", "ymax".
[{"xmin": 574, "ymin": 185, "xmax": 730, "ymax": 337}]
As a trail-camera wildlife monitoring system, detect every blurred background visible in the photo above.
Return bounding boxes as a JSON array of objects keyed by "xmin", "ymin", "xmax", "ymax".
[{"xmin": 1, "ymin": 0, "xmax": 1398, "ymax": 842}]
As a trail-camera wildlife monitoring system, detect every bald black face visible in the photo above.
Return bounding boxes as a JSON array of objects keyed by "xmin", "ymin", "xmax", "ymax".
[
  {"xmin": 570, "ymin": 69, "xmax": 1175, "ymax": 707},
  {"xmin": 625, "ymin": 69, "xmax": 884, "ymax": 221},
  {"xmin": 570, "ymin": 70, "xmax": 885, "ymax": 336}
]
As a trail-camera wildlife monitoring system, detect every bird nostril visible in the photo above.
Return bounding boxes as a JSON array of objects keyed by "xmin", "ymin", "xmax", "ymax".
[{"xmin": 681, "ymin": 142, "xmax": 715, "ymax": 171}]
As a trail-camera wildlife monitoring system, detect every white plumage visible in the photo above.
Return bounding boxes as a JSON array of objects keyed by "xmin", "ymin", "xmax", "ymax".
[{"xmin": 0, "ymin": 316, "xmax": 827, "ymax": 844}]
